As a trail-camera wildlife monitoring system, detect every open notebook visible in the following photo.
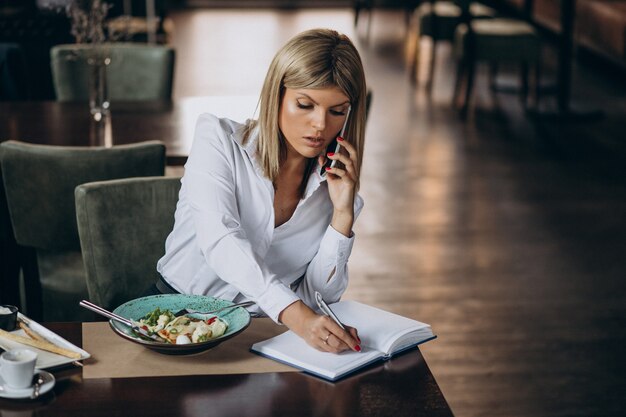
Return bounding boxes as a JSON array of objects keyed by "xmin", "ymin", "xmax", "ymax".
[{"xmin": 251, "ymin": 300, "xmax": 436, "ymax": 381}]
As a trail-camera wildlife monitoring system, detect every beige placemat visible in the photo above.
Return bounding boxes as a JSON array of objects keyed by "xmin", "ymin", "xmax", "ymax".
[{"xmin": 82, "ymin": 318, "xmax": 297, "ymax": 379}]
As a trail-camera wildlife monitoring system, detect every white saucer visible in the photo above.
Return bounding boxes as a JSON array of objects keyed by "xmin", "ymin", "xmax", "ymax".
[{"xmin": 0, "ymin": 371, "xmax": 55, "ymax": 400}]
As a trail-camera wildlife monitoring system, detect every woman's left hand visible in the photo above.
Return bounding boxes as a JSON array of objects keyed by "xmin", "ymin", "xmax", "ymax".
[{"xmin": 319, "ymin": 137, "xmax": 358, "ymax": 223}]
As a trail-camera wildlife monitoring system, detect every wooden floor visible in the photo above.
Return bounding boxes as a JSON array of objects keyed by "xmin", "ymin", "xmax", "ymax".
[{"xmin": 169, "ymin": 9, "xmax": 626, "ymax": 417}]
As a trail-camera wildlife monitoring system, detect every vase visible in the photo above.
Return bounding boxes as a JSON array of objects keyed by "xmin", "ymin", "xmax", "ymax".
[
  {"xmin": 89, "ymin": 109, "xmax": 112, "ymax": 147},
  {"xmin": 87, "ymin": 52, "xmax": 111, "ymax": 122}
]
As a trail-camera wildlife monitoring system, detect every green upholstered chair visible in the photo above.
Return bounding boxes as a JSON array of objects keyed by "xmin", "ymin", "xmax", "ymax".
[
  {"xmin": 1, "ymin": 167, "xmax": 20, "ymax": 308},
  {"xmin": 0, "ymin": 141, "xmax": 166, "ymax": 321},
  {"xmin": 50, "ymin": 43, "xmax": 175, "ymax": 102},
  {"xmin": 75, "ymin": 176, "xmax": 180, "ymax": 311},
  {"xmin": 411, "ymin": 0, "xmax": 496, "ymax": 90},
  {"xmin": 452, "ymin": 18, "xmax": 541, "ymax": 118},
  {"xmin": 0, "ymin": 43, "xmax": 28, "ymax": 100}
]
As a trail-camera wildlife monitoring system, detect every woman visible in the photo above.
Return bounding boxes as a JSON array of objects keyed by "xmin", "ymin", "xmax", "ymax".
[{"xmin": 153, "ymin": 28, "xmax": 367, "ymax": 353}]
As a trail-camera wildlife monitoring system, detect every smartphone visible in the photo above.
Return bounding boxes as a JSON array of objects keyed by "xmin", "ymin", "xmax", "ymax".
[{"xmin": 321, "ymin": 105, "xmax": 352, "ymax": 176}]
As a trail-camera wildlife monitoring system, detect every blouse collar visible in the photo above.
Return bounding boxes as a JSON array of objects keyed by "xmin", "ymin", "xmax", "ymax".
[{"xmin": 231, "ymin": 120, "xmax": 327, "ymax": 199}]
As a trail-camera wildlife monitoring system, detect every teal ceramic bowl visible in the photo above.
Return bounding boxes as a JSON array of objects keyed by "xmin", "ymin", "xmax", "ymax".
[{"xmin": 111, "ymin": 294, "xmax": 251, "ymax": 355}]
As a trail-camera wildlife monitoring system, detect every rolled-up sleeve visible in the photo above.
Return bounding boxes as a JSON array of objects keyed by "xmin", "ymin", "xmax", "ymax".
[{"xmin": 295, "ymin": 195, "xmax": 364, "ymax": 308}]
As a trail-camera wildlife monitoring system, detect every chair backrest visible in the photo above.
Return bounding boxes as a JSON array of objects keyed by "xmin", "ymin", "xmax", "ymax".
[
  {"xmin": 75, "ymin": 176, "xmax": 181, "ymax": 310},
  {"xmin": 0, "ymin": 42, "xmax": 28, "ymax": 100},
  {"xmin": 50, "ymin": 43, "xmax": 175, "ymax": 102},
  {"xmin": 0, "ymin": 140, "xmax": 166, "ymax": 251}
]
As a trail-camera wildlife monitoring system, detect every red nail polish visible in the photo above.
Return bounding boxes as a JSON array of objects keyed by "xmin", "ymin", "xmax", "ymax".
[
  {"xmin": 327, "ymin": 152, "xmax": 334, "ymax": 156},
  {"xmin": 337, "ymin": 137, "xmax": 344, "ymax": 142},
  {"xmin": 357, "ymin": 336, "xmax": 361, "ymax": 344},
  {"xmin": 355, "ymin": 345, "xmax": 361, "ymax": 352},
  {"xmin": 325, "ymin": 167, "xmax": 331, "ymax": 171}
]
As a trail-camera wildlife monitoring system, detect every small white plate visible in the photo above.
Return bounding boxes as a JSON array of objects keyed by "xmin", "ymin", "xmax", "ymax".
[
  {"xmin": 0, "ymin": 370, "xmax": 55, "ymax": 400},
  {"xmin": 0, "ymin": 313, "xmax": 90, "ymax": 369}
]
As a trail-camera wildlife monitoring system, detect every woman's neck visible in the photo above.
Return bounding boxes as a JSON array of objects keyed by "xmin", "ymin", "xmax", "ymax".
[
  {"xmin": 273, "ymin": 155, "xmax": 310, "ymax": 227},
  {"xmin": 279, "ymin": 146, "xmax": 308, "ymax": 178}
]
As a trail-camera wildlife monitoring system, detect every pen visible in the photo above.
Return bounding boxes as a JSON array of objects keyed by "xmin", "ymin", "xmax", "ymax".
[{"xmin": 314, "ymin": 291, "xmax": 346, "ymax": 331}]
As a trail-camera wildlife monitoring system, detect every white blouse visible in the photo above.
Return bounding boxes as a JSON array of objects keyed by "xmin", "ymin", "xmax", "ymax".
[{"xmin": 157, "ymin": 114, "xmax": 364, "ymax": 322}]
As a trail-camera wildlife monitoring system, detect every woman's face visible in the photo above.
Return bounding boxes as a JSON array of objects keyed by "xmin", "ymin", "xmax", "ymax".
[{"xmin": 278, "ymin": 87, "xmax": 350, "ymax": 161}]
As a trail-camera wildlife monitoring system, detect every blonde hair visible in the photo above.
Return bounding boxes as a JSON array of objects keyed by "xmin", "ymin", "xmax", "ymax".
[{"xmin": 244, "ymin": 28, "xmax": 367, "ymax": 188}]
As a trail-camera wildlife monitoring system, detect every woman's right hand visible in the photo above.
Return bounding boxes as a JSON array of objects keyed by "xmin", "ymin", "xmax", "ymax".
[{"xmin": 278, "ymin": 300, "xmax": 361, "ymax": 353}]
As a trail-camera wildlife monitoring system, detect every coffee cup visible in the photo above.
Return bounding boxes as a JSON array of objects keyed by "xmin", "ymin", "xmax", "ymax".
[
  {"xmin": 0, "ymin": 305, "xmax": 18, "ymax": 331},
  {"xmin": 0, "ymin": 349, "xmax": 37, "ymax": 389}
]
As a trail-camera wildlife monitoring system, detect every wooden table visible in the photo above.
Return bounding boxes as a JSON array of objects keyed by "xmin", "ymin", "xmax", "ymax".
[
  {"xmin": 0, "ymin": 323, "xmax": 454, "ymax": 417},
  {"xmin": 0, "ymin": 96, "xmax": 259, "ymax": 166}
]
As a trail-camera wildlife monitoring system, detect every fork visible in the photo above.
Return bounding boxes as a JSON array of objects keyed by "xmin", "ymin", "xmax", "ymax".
[
  {"xmin": 79, "ymin": 300, "xmax": 167, "ymax": 343},
  {"xmin": 174, "ymin": 301, "xmax": 255, "ymax": 317}
]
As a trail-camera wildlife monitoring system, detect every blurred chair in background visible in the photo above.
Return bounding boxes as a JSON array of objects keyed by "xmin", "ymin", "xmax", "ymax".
[
  {"xmin": 0, "ymin": 7, "xmax": 73, "ymax": 100},
  {"xmin": 1, "ymin": 163, "xmax": 20, "ymax": 308},
  {"xmin": 75, "ymin": 176, "xmax": 180, "ymax": 311},
  {"xmin": 354, "ymin": 0, "xmax": 420, "ymax": 40},
  {"xmin": 452, "ymin": 17, "xmax": 541, "ymax": 118},
  {"xmin": 0, "ymin": 141, "xmax": 166, "ymax": 321},
  {"xmin": 411, "ymin": 0, "xmax": 496, "ymax": 92},
  {"xmin": 107, "ymin": 0, "xmax": 172, "ymax": 44},
  {"xmin": 0, "ymin": 43, "xmax": 28, "ymax": 100},
  {"xmin": 410, "ymin": 0, "xmax": 496, "ymax": 94},
  {"xmin": 50, "ymin": 43, "xmax": 175, "ymax": 102}
]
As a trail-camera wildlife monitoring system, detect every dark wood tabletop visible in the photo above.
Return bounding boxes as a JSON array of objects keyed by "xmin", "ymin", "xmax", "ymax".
[
  {"xmin": 0, "ymin": 322, "xmax": 453, "ymax": 417},
  {"xmin": 0, "ymin": 97, "xmax": 259, "ymax": 166}
]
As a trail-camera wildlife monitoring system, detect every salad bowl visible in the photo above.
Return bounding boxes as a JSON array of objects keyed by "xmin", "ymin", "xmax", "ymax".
[{"xmin": 110, "ymin": 294, "xmax": 251, "ymax": 355}]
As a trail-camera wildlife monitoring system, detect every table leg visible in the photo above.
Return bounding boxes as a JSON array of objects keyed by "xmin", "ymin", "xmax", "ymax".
[{"xmin": 530, "ymin": 0, "xmax": 603, "ymax": 121}]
